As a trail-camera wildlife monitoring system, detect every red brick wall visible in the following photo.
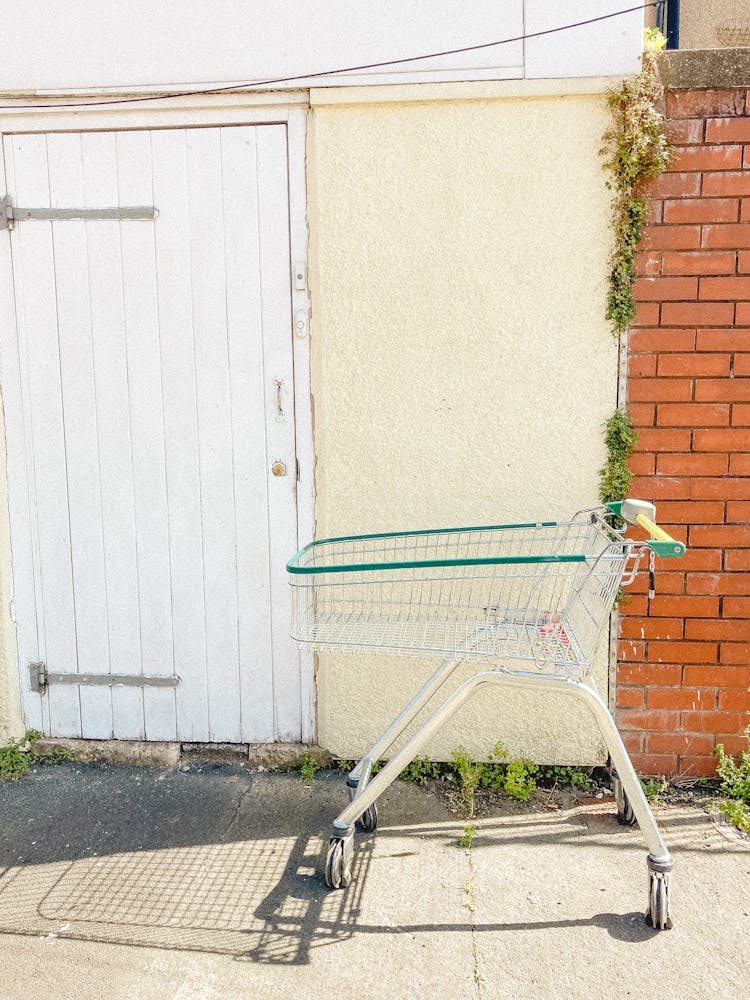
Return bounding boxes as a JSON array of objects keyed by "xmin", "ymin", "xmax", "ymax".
[{"xmin": 620, "ymin": 87, "xmax": 750, "ymax": 778}]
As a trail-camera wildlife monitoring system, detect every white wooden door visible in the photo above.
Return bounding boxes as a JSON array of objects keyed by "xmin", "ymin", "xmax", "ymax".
[{"xmin": 0, "ymin": 125, "xmax": 306, "ymax": 742}]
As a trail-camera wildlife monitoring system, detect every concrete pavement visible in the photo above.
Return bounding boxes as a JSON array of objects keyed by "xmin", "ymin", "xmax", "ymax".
[{"xmin": 0, "ymin": 761, "xmax": 748, "ymax": 999}]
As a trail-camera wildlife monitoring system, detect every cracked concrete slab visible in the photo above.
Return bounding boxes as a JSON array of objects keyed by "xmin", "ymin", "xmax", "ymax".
[{"xmin": 0, "ymin": 763, "xmax": 748, "ymax": 999}]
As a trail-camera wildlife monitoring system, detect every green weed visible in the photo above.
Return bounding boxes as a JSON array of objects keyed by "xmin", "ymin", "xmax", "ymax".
[
  {"xmin": 0, "ymin": 730, "xmax": 73, "ymax": 780},
  {"xmin": 299, "ymin": 751, "xmax": 318, "ymax": 785},
  {"xmin": 715, "ymin": 727, "xmax": 750, "ymax": 835}
]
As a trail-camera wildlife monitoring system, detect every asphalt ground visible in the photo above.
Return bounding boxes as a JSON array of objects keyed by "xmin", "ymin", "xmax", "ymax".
[{"xmin": 0, "ymin": 761, "xmax": 748, "ymax": 999}]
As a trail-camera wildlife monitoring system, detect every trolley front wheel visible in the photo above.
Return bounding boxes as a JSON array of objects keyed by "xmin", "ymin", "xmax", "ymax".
[
  {"xmin": 646, "ymin": 870, "xmax": 673, "ymax": 930},
  {"xmin": 356, "ymin": 802, "xmax": 378, "ymax": 833},
  {"xmin": 324, "ymin": 838, "xmax": 352, "ymax": 889}
]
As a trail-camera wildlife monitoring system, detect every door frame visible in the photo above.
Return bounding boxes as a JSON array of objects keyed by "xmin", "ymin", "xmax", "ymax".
[{"xmin": 0, "ymin": 91, "xmax": 316, "ymax": 742}]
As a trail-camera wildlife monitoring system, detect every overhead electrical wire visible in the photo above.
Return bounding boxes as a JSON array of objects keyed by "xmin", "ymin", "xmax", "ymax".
[{"xmin": 0, "ymin": 2, "xmax": 662, "ymax": 111}]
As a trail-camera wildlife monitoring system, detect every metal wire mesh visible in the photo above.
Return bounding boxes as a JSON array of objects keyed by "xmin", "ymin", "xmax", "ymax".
[{"xmin": 289, "ymin": 514, "xmax": 635, "ymax": 678}]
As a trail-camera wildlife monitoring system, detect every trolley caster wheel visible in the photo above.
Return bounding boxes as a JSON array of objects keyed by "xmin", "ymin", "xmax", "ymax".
[
  {"xmin": 612, "ymin": 772, "xmax": 636, "ymax": 826},
  {"xmin": 324, "ymin": 838, "xmax": 352, "ymax": 889},
  {"xmin": 645, "ymin": 870, "xmax": 673, "ymax": 930},
  {"xmin": 356, "ymin": 802, "xmax": 378, "ymax": 833}
]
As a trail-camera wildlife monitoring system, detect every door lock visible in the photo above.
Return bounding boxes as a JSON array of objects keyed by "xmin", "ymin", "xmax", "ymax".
[{"xmin": 271, "ymin": 462, "xmax": 287, "ymax": 477}]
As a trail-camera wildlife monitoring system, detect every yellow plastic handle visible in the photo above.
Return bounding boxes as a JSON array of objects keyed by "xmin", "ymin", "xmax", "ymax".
[{"xmin": 634, "ymin": 513, "xmax": 686, "ymax": 557}]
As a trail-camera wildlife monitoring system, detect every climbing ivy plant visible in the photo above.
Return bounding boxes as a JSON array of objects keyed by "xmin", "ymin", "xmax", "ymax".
[{"xmin": 600, "ymin": 29, "xmax": 673, "ymax": 337}]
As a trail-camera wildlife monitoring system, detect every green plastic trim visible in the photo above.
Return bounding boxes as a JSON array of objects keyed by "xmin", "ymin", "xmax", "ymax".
[
  {"xmin": 647, "ymin": 539, "xmax": 686, "ymax": 558},
  {"xmin": 302, "ymin": 519, "xmax": 559, "ymax": 548},
  {"xmin": 287, "ymin": 549, "xmax": 589, "ymax": 576}
]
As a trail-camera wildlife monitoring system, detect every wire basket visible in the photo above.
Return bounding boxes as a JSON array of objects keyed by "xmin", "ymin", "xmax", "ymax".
[{"xmin": 288, "ymin": 511, "xmax": 639, "ymax": 678}]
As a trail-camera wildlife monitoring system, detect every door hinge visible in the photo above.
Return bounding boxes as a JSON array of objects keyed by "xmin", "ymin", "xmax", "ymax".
[
  {"xmin": 29, "ymin": 661, "xmax": 179, "ymax": 694},
  {"xmin": 1, "ymin": 195, "xmax": 157, "ymax": 230}
]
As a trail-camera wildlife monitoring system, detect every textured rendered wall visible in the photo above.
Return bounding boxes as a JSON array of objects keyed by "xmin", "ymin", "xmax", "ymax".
[
  {"xmin": 623, "ymin": 85, "xmax": 750, "ymax": 777},
  {"xmin": 307, "ymin": 85, "xmax": 619, "ymax": 762}
]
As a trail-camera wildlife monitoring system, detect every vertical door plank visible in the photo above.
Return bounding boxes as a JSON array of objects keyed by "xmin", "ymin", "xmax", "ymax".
[
  {"xmin": 0, "ymin": 139, "xmax": 44, "ymax": 732},
  {"xmin": 220, "ymin": 127, "xmax": 275, "ymax": 742},
  {"xmin": 83, "ymin": 132, "xmax": 143, "ymax": 739},
  {"xmin": 185, "ymin": 128, "xmax": 241, "ymax": 742},
  {"xmin": 116, "ymin": 131, "xmax": 176, "ymax": 740},
  {"xmin": 46, "ymin": 132, "xmax": 112, "ymax": 738},
  {"xmin": 256, "ymin": 125, "xmax": 301, "ymax": 742},
  {"xmin": 10, "ymin": 134, "xmax": 80, "ymax": 737},
  {"xmin": 151, "ymin": 129, "xmax": 209, "ymax": 742}
]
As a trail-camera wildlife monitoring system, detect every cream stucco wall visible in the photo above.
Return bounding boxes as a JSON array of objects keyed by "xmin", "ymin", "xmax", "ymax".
[{"xmin": 308, "ymin": 83, "xmax": 619, "ymax": 763}]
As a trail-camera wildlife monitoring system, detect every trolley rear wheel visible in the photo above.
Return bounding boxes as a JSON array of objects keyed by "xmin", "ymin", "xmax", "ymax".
[{"xmin": 356, "ymin": 802, "xmax": 378, "ymax": 833}]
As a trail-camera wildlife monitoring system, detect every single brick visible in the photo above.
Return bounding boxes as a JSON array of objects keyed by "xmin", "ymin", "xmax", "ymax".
[
  {"xmin": 646, "ymin": 730, "xmax": 715, "ymax": 753},
  {"xmin": 683, "ymin": 665, "xmax": 750, "ymax": 686},
  {"xmin": 705, "ymin": 117, "xmax": 750, "ymax": 143},
  {"xmin": 737, "ymin": 303, "xmax": 750, "ymax": 324},
  {"xmin": 648, "ymin": 172, "xmax": 701, "ymax": 198},
  {"xmin": 634, "ymin": 301, "xmax": 660, "ymax": 326},
  {"xmin": 633, "ymin": 276, "xmax": 698, "ymax": 300},
  {"xmin": 734, "ymin": 355, "xmax": 750, "ymax": 376},
  {"xmin": 727, "ymin": 500, "xmax": 750, "ymax": 520},
  {"xmin": 718, "ymin": 688, "xmax": 750, "ymax": 710},
  {"xmin": 672, "ymin": 145, "xmax": 743, "ymax": 172},
  {"xmin": 724, "ymin": 597, "xmax": 750, "ymax": 616},
  {"xmin": 618, "ymin": 663, "xmax": 682, "ymax": 685},
  {"xmin": 656, "ymin": 452, "xmax": 728, "ymax": 475},
  {"xmin": 649, "ymin": 641, "xmax": 717, "ymax": 664},
  {"xmin": 666, "ymin": 89, "xmax": 746, "ymax": 119},
  {"xmin": 690, "ymin": 524, "xmax": 750, "ymax": 547},
  {"xmin": 618, "ymin": 709, "xmax": 681, "ymax": 731},
  {"xmin": 696, "ymin": 328, "xmax": 750, "ymax": 351},
  {"xmin": 720, "ymin": 642, "xmax": 750, "ymax": 662},
  {"xmin": 664, "ymin": 118, "xmax": 704, "ymax": 144},
  {"xmin": 692, "ymin": 477, "xmax": 750, "ymax": 499},
  {"xmin": 661, "ymin": 250, "xmax": 736, "ymax": 275},
  {"xmin": 620, "ymin": 616, "xmax": 684, "ymax": 640},
  {"xmin": 620, "ymin": 731, "xmax": 644, "ymax": 754},
  {"xmin": 629, "ymin": 355, "xmax": 658, "ymax": 377},
  {"xmin": 688, "ymin": 574, "xmax": 750, "ymax": 596},
  {"xmin": 629, "ymin": 378, "xmax": 692, "ymax": 402},
  {"xmin": 618, "ymin": 639, "xmax": 646, "ymax": 662},
  {"xmin": 628, "ymin": 753, "xmax": 679, "ymax": 777},
  {"xmin": 630, "ymin": 328, "xmax": 696, "ymax": 352},
  {"xmin": 731, "ymin": 455, "xmax": 750, "ymax": 474},
  {"xmin": 742, "ymin": 198, "xmax": 750, "ymax": 223},
  {"xmin": 677, "ymin": 756, "xmax": 719, "ymax": 777},
  {"xmin": 702, "ymin": 171, "xmax": 750, "ymax": 196},
  {"xmin": 634, "ymin": 252, "xmax": 662, "ymax": 277},
  {"xmin": 632, "ymin": 428, "xmax": 691, "ymax": 452},
  {"xmin": 656, "ymin": 403, "xmax": 729, "ymax": 427},
  {"xmin": 656, "ymin": 501, "xmax": 724, "ymax": 523},
  {"xmin": 681, "ymin": 711, "xmax": 748, "ymax": 733},
  {"xmin": 648, "ymin": 596, "xmax": 719, "ymax": 617},
  {"xmin": 663, "ymin": 198, "xmax": 738, "ymax": 224},
  {"xmin": 685, "ymin": 617, "xmax": 750, "ymax": 640},
  {"xmin": 695, "ymin": 378, "xmax": 750, "ymax": 401},
  {"xmin": 693, "ymin": 429, "xmax": 750, "ymax": 451},
  {"xmin": 739, "ymin": 251, "xmax": 750, "ymax": 272},
  {"xmin": 661, "ymin": 302, "xmax": 735, "ymax": 326},
  {"xmin": 668, "ymin": 549, "xmax": 722, "ymax": 572},
  {"xmin": 616, "ymin": 687, "xmax": 645, "ymax": 708},
  {"xmin": 628, "ymin": 403, "xmax": 655, "ymax": 427},
  {"xmin": 732, "ymin": 404, "xmax": 750, "ymax": 426},
  {"xmin": 628, "ymin": 452, "xmax": 655, "ymax": 475},
  {"xmin": 630, "ymin": 475, "xmax": 690, "ymax": 498},
  {"xmin": 699, "ymin": 276, "xmax": 750, "ymax": 299},
  {"xmin": 724, "ymin": 549, "xmax": 750, "ymax": 571},
  {"xmin": 702, "ymin": 223, "xmax": 750, "ymax": 249},
  {"xmin": 641, "ymin": 225, "xmax": 701, "ymax": 251}
]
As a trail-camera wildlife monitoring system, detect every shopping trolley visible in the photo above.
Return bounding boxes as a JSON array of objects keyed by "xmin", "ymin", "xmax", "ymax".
[{"xmin": 287, "ymin": 499, "xmax": 686, "ymax": 930}]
